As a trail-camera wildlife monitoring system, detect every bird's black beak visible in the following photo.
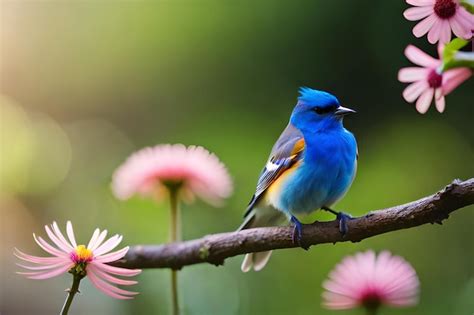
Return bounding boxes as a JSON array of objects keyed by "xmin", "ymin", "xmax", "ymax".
[{"xmin": 335, "ymin": 106, "xmax": 356, "ymax": 116}]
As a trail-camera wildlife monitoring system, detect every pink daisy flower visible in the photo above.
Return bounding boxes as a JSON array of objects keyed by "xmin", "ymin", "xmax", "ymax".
[
  {"xmin": 322, "ymin": 250, "xmax": 420, "ymax": 313},
  {"xmin": 398, "ymin": 44, "xmax": 472, "ymax": 113},
  {"xmin": 15, "ymin": 221, "xmax": 141, "ymax": 300},
  {"xmin": 112, "ymin": 144, "xmax": 233, "ymax": 206},
  {"xmin": 403, "ymin": 0, "xmax": 474, "ymax": 44}
]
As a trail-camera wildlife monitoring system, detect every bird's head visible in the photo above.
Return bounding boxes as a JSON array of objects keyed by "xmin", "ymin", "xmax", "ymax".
[{"xmin": 290, "ymin": 87, "xmax": 355, "ymax": 133}]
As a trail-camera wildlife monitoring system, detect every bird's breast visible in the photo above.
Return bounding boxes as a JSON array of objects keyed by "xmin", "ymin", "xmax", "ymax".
[{"xmin": 267, "ymin": 131, "xmax": 357, "ymax": 215}]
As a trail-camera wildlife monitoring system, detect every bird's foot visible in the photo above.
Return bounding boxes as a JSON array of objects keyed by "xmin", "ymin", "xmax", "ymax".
[
  {"xmin": 322, "ymin": 207, "xmax": 354, "ymax": 237},
  {"xmin": 291, "ymin": 216, "xmax": 309, "ymax": 250},
  {"xmin": 336, "ymin": 212, "xmax": 353, "ymax": 237}
]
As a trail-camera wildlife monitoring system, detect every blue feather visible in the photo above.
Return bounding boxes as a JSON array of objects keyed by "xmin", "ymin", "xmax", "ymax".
[{"xmin": 298, "ymin": 87, "xmax": 340, "ymax": 108}]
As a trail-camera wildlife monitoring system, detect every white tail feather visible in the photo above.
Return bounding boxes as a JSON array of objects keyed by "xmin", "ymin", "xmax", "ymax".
[
  {"xmin": 241, "ymin": 251, "xmax": 273, "ymax": 272},
  {"xmin": 253, "ymin": 251, "xmax": 273, "ymax": 271},
  {"xmin": 241, "ymin": 254, "xmax": 253, "ymax": 272},
  {"xmin": 239, "ymin": 205, "xmax": 286, "ymax": 272}
]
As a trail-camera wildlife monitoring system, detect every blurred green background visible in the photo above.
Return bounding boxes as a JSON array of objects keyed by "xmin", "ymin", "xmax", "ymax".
[{"xmin": 1, "ymin": 1, "xmax": 473, "ymax": 314}]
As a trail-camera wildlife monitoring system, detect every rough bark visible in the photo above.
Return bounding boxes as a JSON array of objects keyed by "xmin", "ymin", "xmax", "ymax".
[{"xmin": 112, "ymin": 178, "xmax": 474, "ymax": 270}]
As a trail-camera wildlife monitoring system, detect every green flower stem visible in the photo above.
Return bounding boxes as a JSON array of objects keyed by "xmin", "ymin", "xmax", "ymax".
[
  {"xmin": 60, "ymin": 274, "xmax": 82, "ymax": 315},
  {"xmin": 443, "ymin": 51, "xmax": 474, "ymax": 71},
  {"xmin": 366, "ymin": 308, "xmax": 378, "ymax": 315},
  {"xmin": 169, "ymin": 188, "xmax": 181, "ymax": 315},
  {"xmin": 169, "ymin": 188, "xmax": 182, "ymax": 243},
  {"xmin": 460, "ymin": 0, "xmax": 474, "ymax": 14},
  {"xmin": 171, "ymin": 270, "xmax": 179, "ymax": 315},
  {"xmin": 441, "ymin": 38, "xmax": 474, "ymax": 71}
]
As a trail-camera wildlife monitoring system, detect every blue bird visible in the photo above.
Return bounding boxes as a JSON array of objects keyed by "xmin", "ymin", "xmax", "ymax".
[{"xmin": 240, "ymin": 87, "xmax": 358, "ymax": 272}]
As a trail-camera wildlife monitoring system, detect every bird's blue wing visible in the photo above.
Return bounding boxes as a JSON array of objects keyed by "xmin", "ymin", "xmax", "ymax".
[{"xmin": 244, "ymin": 123, "xmax": 305, "ymax": 218}]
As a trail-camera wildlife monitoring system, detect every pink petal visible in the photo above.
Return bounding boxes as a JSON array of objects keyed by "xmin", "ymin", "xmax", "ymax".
[
  {"xmin": 398, "ymin": 67, "xmax": 428, "ymax": 82},
  {"xmin": 438, "ymin": 20, "xmax": 452, "ymax": 44},
  {"xmin": 456, "ymin": 7, "xmax": 474, "ymax": 30},
  {"xmin": 388, "ymin": 285, "xmax": 420, "ymax": 298},
  {"xmin": 434, "ymin": 89, "xmax": 445, "ymax": 112},
  {"xmin": 89, "ymin": 230, "xmax": 108, "ymax": 251},
  {"xmin": 402, "ymin": 80, "xmax": 428, "ymax": 102},
  {"xmin": 406, "ymin": 0, "xmax": 434, "ymax": 5},
  {"xmin": 428, "ymin": 18, "xmax": 442, "ymax": 44},
  {"xmin": 93, "ymin": 235, "xmax": 122, "ymax": 256},
  {"xmin": 415, "ymin": 88, "xmax": 434, "ymax": 113},
  {"xmin": 19, "ymin": 263, "xmax": 72, "ymax": 280},
  {"xmin": 404, "ymin": 6, "xmax": 433, "ymax": 21},
  {"xmin": 14, "ymin": 248, "xmax": 66, "ymax": 265},
  {"xmin": 404, "ymin": 45, "xmax": 438, "ymax": 67},
  {"xmin": 437, "ymin": 43, "xmax": 444, "ymax": 59},
  {"xmin": 384, "ymin": 273, "xmax": 420, "ymax": 294},
  {"xmin": 323, "ymin": 280, "xmax": 359, "ymax": 298},
  {"xmin": 44, "ymin": 225, "xmax": 72, "ymax": 253},
  {"xmin": 87, "ymin": 229, "xmax": 100, "ymax": 250},
  {"xmin": 88, "ymin": 265, "xmax": 138, "ymax": 286},
  {"xmin": 33, "ymin": 234, "xmax": 67, "ymax": 257},
  {"xmin": 92, "ymin": 262, "xmax": 141, "ymax": 277},
  {"xmin": 87, "ymin": 270, "xmax": 137, "ymax": 299},
  {"xmin": 321, "ymin": 250, "xmax": 420, "ymax": 310},
  {"xmin": 388, "ymin": 297, "xmax": 419, "ymax": 307},
  {"xmin": 87, "ymin": 271, "xmax": 131, "ymax": 299},
  {"xmin": 52, "ymin": 222, "xmax": 74, "ymax": 250},
  {"xmin": 413, "ymin": 14, "xmax": 437, "ymax": 38},
  {"xmin": 449, "ymin": 16, "xmax": 472, "ymax": 39},
  {"xmin": 66, "ymin": 221, "xmax": 77, "ymax": 248},
  {"xmin": 112, "ymin": 144, "xmax": 233, "ymax": 203},
  {"xmin": 88, "ymin": 277, "xmax": 132, "ymax": 299},
  {"xmin": 322, "ymin": 292, "xmax": 359, "ymax": 309},
  {"xmin": 442, "ymin": 68, "xmax": 472, "ymax": 95},
  {"xmin": 17, "ymin": 261, "xmax": 70, "ymax": 271},
  {"xmin": 386, "ymin": 285, "xmax": 419, "ymax": 300},
  {"xmin": 94, "ymin": 247, "xmax": 129, "ymax": 263}
]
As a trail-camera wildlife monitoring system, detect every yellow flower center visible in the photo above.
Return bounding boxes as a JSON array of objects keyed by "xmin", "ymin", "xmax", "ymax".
[{"xmin": 74, "ymin": 245, "xmax": 93, "ymax": 262}]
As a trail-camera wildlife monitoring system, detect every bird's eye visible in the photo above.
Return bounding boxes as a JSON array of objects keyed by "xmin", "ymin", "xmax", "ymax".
[
  {"xmin": 314, "ymin": 107, "xmax": 325, "ymax": 114},
  {"xmin": 314, "ymin": 105, "xmax": 337, "ymax": 115}
]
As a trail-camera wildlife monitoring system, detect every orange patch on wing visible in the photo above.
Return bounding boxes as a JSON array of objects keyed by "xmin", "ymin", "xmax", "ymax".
[
  {"xmin": 264, "ymin": 160, "xmax": 302, "ymax": 205},
  {"xmin": 291, "ymin": 138, "xmax": 305, "ymax": 155}
]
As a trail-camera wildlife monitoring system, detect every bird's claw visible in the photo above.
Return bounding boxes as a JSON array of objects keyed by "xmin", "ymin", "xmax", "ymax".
[
  {"xmin": 322, "ymin": 207, "xmax": 354, "ymax": 237},
  {"xmin": 291, "ymin": 216, "xmax": 309, "ymax": 250},
  {"xmin": 336, "ymin": 212, "xmax": 353, "ymax": 237}
]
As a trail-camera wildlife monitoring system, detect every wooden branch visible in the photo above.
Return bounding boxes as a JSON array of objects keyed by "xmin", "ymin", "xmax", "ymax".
[{"xmin": 113, "ymin": 178, "xmax": 474, "ymax": 270}]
